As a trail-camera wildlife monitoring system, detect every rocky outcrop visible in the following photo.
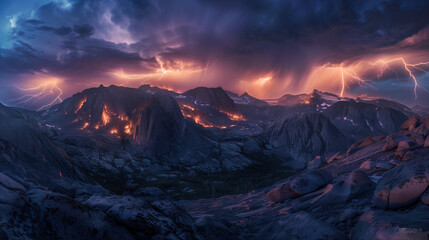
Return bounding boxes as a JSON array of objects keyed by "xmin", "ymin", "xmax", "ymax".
[
  {"xmin": 311, "ymin": 170, "xmax": 375, "ymax": 205},
  {"xmin": 264, "ymin": 112, "xmax": 351, "ymax": 163},
  {"xmin": 351, "ymin": 210, "xmax": 429, "ymax": 240},
  {"xmin": 382, "ymin": 134, "xmax": 409, "ymax": 151},
  {"xmin": 226, "ymin": 91, "xmax": 268, "ymax": 106},
  {"xmin": 267, "ymin": 169, "xmax": 331, "ymax": 203},
  {"xmin": 401, "ymin": 115, "xmax": 421, "ymax": 130},
  {"xmin": 47, "ymin": 85, "xmax": 186, "ymax": 154},
  {"xmin": 257, "ymin": 211, "xmax": 343, "ymax": 240},
  {"xmin": 131, "ymin": 95, "xmax": 185, "ymax": 154},
  {"xmin": 373, "ymin": 159, "xmax": 429, "ymax": 209},
  {"xmin": 183, "ymin": 87, "xmax": 240, "ymax": 113},
  {"xmin": 325, "ymin": 100, "xmax": 408, "ymax": 139}
]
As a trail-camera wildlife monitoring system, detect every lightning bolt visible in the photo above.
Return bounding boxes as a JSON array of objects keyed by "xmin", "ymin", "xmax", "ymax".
[
  {"xmin": 320, "ymin": 64, "xmax": 372, "ymax": 97},
  {"xmin": 368, "ymin": 58, "xmax": 429, "ymax": 99},
  {"xmin": 317, "ymin": 57, "xmax": 429, "ymax": 99},
  {"xmin": 11, "ymin": 80, "xmax": 63, "ymax": 111}
]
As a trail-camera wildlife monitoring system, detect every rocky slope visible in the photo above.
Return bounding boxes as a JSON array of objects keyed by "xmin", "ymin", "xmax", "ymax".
[
  {"xmin": 260, "ymin": 112, "xmax": 351, "ymax": 169},
  {"xmin": 324, "ymin": 100, "xmax": 409, "ymax": 140},
  {"xmin": 45, "ymin": 85, "xmax": 186, "ymax": 155},
  {"xmin": 181, "ymin": 115, "xmax": 429, "ymax": 239},
  {"xmin": 1, "ymin": 85, "xmax": 428, "ymax": 239}
]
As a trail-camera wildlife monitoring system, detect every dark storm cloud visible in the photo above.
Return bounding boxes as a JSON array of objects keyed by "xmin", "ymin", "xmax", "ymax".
[{"xmin": 1, "ymin": 0, "xmax": 429, "ymax": 107}]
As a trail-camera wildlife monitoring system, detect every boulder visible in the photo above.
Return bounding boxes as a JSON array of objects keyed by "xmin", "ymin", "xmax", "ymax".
[
  {"xmin": 351, "ymin": 211, "xmax": 429, "ymax": 240},
  {"xmin": 382, "ymin": 135, "xmax": 409, "ymax": 152},
  {"xmin": 307, "ymin": 156, "xmax": 326, "ymax": 169},
  {"xmin": 373, "ymin": 160, "xmax": 429, "ymax": 209},
  {"xmin": 412, "ymin": 116, "xmax": 429, "ymax": 136},
  {"xmin": 257, "ymin": 211, "xmax": 343, "ymax": 240},
  {"xmin": 402, "ymin": 151, "xmax": 414, "ymax": 161},
  {"xmin": 400, "ymin": 115, "xmax": 420, "ymax": 130},
  {"xmin": 359, "ymin": 160, "xmax": 393, "ymax": 170},
  {"xmin": 83, "ymin": 195, "xmax": 196, "ymax": 238},
  {"xmin": 267, "ymin": 169, "xmax": 331, "ymax": 203},
  {"xmin": 311, "ymin": 170, "xmax": 375, "ymax": 205},
  {"xmin": 394, "ymin": 150, "xmax": 405, "ymax": 159},
  {"xmin": 409, "ymin": 133, "xmax": 426, "ymax": 145},
  {"xmin": 397, "ymin": 141, "xmax": 417, "ymax": 151}
]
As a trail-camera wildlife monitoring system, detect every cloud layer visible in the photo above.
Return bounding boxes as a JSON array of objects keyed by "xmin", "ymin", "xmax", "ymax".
[{"xmin": 1, "ymin": 0, "xmax": 429, "ymax": 109}]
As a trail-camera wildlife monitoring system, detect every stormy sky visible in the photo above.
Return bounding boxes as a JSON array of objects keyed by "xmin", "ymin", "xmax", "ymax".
[{"xmin": 1, "ymin": 0, "xmax": 429, "ymax": 109}]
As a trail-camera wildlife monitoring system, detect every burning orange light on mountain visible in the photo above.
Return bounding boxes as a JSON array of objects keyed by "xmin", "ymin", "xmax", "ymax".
[
  {"xmin": 75, "ymin": 97, "xmax": 87, "ymax": 113},
  {"xmin": 80, "ymin": 122, "xmax": 89, "ymax": 130},
  {"xmin": 219, "ymin": 110, "xmax": 246, "ymax": 121},
  {"xmin": 192, "ymin": 115, "xmax": 214, "ymax": 128},
  {"xmin": 124, "ymin": 124, "xmax": 132, "ymax": 134},
  {"xmin": 102, "ymin": 105, "xmax": 111, "ymax": 125}
]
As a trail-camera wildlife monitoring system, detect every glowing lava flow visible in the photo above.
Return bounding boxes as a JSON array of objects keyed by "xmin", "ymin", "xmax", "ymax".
[
  {"xmin": 12, "ymin": 80, "xmax": 63, "ymax": 110},
  {"xmin": 368, "ymin": 58, "xmax": 429, "ymax": 99},
  {"xmin": 75, "ymin": 97, "xmax": 87, "ymax": 113},
  {"xmin": 219, "ymin": 110, "xmax": 246, "ymax": 121},
  {"xmin": 102, "ymin": 105, "xmax": 111, "ymax": 126}
]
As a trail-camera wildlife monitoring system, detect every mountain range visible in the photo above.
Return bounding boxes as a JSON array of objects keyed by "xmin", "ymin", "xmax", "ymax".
[{"xmin": 0, "ymin": 84, "xmax": 428, "ymax": 239}]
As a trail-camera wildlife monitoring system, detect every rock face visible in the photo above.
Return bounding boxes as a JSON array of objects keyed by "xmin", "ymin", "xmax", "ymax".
[
  {"xmin": 131, "ymin": 95, "xmax": 185, "ymax": 154},
  {"xmin": 373, "ymin": 159, "xmax": 429, "ymax": 209},
  {"xmin": 0, "ymin": 104, "xmax": 81, "ymax": 179},
  {"xmin": 267, "ymin": 169, "xmax": 331, "ymax": 202},
  {"xmin": 265, "ymin": 112, "xmax": 351, "ymax": 163},
  {"xmin": 226, "ymin": 91, "xmax": 268, "ymax": 106},
  {"xmin": 325, "ymin": 100, "xmax": 409, "ymax": 139},
  {"xmin": 183, "ymin": 87, "xmax": 240, "ymax": 113},
  {"xmin": 47, "ymin": 85, "xmax": 185, "ymax": 154},
  {"xmin": 0, "ymin": 168, "xmax": 201, "ymax": 240}
]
